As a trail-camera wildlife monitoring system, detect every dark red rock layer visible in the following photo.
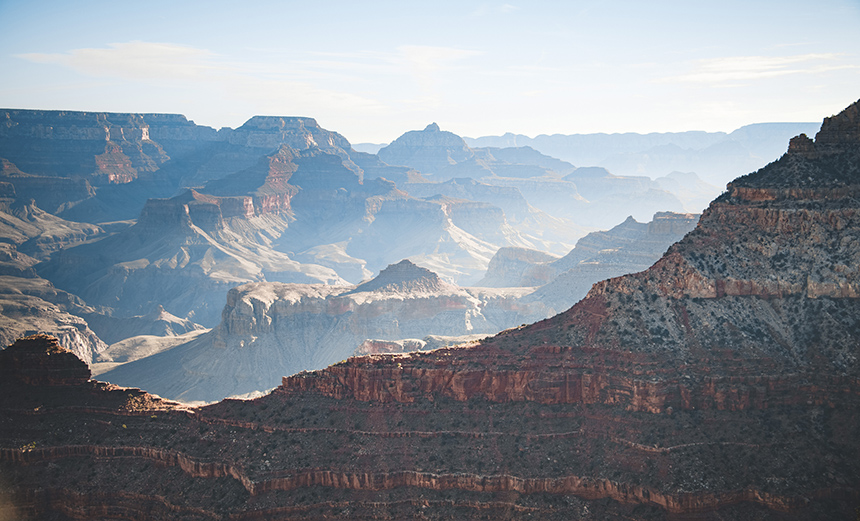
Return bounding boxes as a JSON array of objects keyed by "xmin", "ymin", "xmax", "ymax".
[{"xmin": 0, "ymin": 334, "xmax": 90, "ymax": 386}]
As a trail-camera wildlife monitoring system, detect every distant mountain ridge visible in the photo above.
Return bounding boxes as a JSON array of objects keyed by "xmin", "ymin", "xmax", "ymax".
[{"xmin": 464, "ymin": 122, "xmax": 821, "ymax": 187}]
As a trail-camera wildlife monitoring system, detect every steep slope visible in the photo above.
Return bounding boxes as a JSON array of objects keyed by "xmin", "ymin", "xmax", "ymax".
[
  {"xmin": 0, "ymin": 275, "xmax": 106, "ymax": 363},
  {"xmin": 98, "ymin": 260, "xmax": 548, "ymax": 402},
  {"xmin": 525, "ymin": 212, "xmax": 699, "ymax": 312},
  {"xmin": 479, "ymin": 212, "xmax": 699, "ymax": 314},
  {"xmin": 0, "ymin": 199, "xmax": 108, "ymax": 361},
  {"xmin": 38, "ymin": 188, "xmax": 345, "ymax": 326},
  {"xmin": 0, "ymin": 199, "xmax": 103, "ymax": 260}
]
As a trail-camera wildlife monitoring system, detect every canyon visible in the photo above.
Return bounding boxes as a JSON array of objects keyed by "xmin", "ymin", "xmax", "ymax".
[
  {"xmin": 0, "ymin": 106, "xmax": 718, "ymax": 371},
  {"xmin": 0, "ymin": 100, "xmax": 858, "ymax": 519}
]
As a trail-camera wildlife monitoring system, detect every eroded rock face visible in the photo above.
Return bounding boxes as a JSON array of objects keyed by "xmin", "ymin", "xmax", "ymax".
[
  {"xmin": 98, "ymin": 261, "xmax": 548, "ymax": 402},
  {"xmin": 0, "ymin": 274, "xmax": 107, "ymax": 363},
  {"xmin": 478, "ymin": 212, "xmax": 700, "ymax": 318},
  {"xmin": 0, "ymin": 110, "xmax": 171, "ymax": 186},
  {"xmin": 0, "ymin": 334, "xmax": 90, "ymax": 386}
]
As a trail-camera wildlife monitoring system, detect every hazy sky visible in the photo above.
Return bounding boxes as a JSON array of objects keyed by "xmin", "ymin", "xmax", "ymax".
[{"xmin": 1, "ymin": 0, "xmax": 858, "ymax": 144}]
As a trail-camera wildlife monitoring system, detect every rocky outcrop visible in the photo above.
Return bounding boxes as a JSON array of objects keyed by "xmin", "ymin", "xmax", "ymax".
[{"xmin": 0, "ymin": 334, "xmax": 90, "ymax": 386}]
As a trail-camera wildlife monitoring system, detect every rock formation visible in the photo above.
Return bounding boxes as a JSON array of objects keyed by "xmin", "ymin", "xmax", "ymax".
[
  {"xmin": 0, "ymin": 275, "xmax": 107, "ymax": 363},
  {"xmin": 97, "ymin": 260, "xmax": 549, "ymax": 402},
  {"xmin": 478, "ymin": 212, "xmax": 699, "ymax": 315},
  {"xmin": 37, "ymin": 187, "xmax": 346, "ymax": 326},
  {"xmin": 0, "ymin": 334, "xmax": 91, "ymax": 386},
  {"xmin": 0, "ymin": 203, "xmax": 108, "ymax": 362}
]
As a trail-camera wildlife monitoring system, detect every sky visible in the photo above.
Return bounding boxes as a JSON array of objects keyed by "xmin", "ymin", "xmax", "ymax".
[{"xmin": 1, "ymin": 0, "xmax": 858, "ymax": 144}]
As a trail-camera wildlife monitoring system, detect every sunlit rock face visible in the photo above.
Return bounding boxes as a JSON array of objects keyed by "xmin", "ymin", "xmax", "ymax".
[{"xmin": 97, "ymin": 260, "xmax": 549, "ymax": 402}]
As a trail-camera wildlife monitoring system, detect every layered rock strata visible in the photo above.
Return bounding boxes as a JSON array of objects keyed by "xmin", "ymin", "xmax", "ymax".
[{"xmin": 98, "ymin": 260, "xmax": 549, "ymax": 402}]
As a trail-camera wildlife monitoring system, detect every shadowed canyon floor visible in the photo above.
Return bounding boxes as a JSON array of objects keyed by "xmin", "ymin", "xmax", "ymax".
[{"xmin": 1, "ymin": 100, "xmax": 860, "ymax": 519}]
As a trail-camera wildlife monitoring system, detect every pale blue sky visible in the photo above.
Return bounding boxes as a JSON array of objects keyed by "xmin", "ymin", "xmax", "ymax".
[{"xmin": 1, "ymin": 0, "xmax": 858, "ymax": 143}]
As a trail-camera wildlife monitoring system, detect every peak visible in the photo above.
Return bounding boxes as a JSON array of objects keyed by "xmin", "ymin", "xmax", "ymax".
[
  {"xmin": 787, "ymin": 133, "xmax": 817, "ymax": 158},
  {"xmin": 347, "ymin": 259, "xmax": 447, "ymax": 294},
  {"xmin": 424, "ymin": 123, "xmax": 440, "ymax": 132},
  {"xmin": 727, "ymin": 99, "xmax": 860, "ymax": 192},
  {"xmin": 814, "ymin": 98, "xmax": 860, "ymax": 153}
]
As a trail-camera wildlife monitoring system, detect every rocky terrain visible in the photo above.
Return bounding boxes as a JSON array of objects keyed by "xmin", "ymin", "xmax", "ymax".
[
  {"xmin": 87, "ymin": 210, "xmax": 694, "ymax": 400},
  {"xmin": 98, "ymin": 260, "xmax": 548, "ymax": 402},
  {"xmin": 0, "ymin": 193, "xmax": 108, "ymax": 361},
  {"xmin": 479, "ymin": 212, "xmax": 697, "ymax": 288},
  {"xmin": 0, "ymin": 100, "xmax": 858, "ymax": 520},
  {"xmin": 0, "ymin": 108, "xmax": 745, "ymax": 357},
  {"xmin": 523, "ymin": 212, "xmax": 699, "ymax": 313}
]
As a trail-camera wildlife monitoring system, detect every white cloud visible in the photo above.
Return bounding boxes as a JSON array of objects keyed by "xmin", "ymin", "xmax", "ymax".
[
  {"xmin": 470, "ymin": 2, "xmax": 519, "ymax": 17},
  {"xmin": 15, "ymin": 41, "xmax": 388, "ymax": 123},
  {"xmin": 18, "ymin": 41, "xmax": 218, "ymax": 80},
  {"xmin": 659, "ymin": 53, "xmax": 854, "ymax": 84},
  {"xmin": 396, "ymin": 45, "xmax": 482, "ymax": 74}
]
